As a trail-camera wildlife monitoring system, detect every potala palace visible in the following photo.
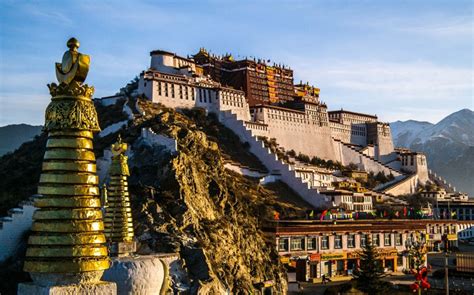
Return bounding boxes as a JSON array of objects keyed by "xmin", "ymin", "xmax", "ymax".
[{"xmin": 103, "ymin": 48, "xmax": 467, "ymax": 210}]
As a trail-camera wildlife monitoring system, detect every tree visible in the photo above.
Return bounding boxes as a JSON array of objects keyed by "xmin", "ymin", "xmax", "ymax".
[{"xmin": 352, "ymin": 238, "xmax": 390, "ymax": 294}]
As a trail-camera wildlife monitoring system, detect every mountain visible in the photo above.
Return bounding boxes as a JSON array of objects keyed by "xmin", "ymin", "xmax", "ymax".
[
  {"xmin": 390, "ymin": 120, "xmax": 433, "ymax": 147},
  {"xmin": 0, "ymin": 124, "xmax": 43, "ymax": 156},
  {"xmin": 390, "ymin": 108, "xmax": 474, "ymax": 196}
]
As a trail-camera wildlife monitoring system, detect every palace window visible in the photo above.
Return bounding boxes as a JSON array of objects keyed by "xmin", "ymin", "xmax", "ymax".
[
  {"xmin": 164, "ymin": 83, "xmax": 168, "ymax": 97},
  {"xmin": 171, "ymin": 84, "xmax": 175, "ymax": 98},
  {"xmin": 347, "ymin": 234, "xmax": 355, "ymax": 248},
  {"xmin": 397, "ymin": 254, "xmax": 403, "ymax": 267},
  {"xmin": 395, "ymin": 233, "xmax": 403, "ymax": 246},
  {"xmin": 290, "ymin": 237, "xmax": 305, "ymax": 251},
  {"xmin": 372, "ymin": 234, "xmax": 380, "ymax": 246},
  {"xmin": 199, "ymin": 89, "xmax": 202, "ymax": 102},
  {"xmin": 179, "ymin": 85, "xmax": 183, "ymax": 99},
  {"xmin": 191, "ymin": 87, "xmax": 195, "ymax": 100},
  {"xmin": 321, "ymin": 236, "xmax": 329, "ymax": 250},
  {"xmin": 157, "ymin": 82, "xmax": 161, "ymax": 96},
  {"xmin": 278, "ymin": 237, "xmax": 289, "ymax": 252},
  {"xmin": 307, "ymin": 237, "xmax": 317, "ymax": 250},
  {"xmin": 334, "ymin": 235, "xmax": 342, "ymax": 249},
  {"xmin": 384, "ymin": 233, "xmax": 392, "ymax": 246}
]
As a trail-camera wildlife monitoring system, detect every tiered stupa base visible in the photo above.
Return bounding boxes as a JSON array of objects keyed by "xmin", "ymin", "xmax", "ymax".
[
  {"xmin": 102, "ymin": 255, "xmax": 168, "ymax": 295},
  {"xmin": 30, "ymin": 270, "xmax": 104, "ymax": 286},
  {"xmin": 18, "ymin": 280, "xmax": 116, "ymax": 295}
]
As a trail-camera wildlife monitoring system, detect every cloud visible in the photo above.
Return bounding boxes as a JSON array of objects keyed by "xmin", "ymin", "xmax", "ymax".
[
  {"xmin": 15, "ymin": 2, "xmax": 73, "ymax": 26},
  {"xmin": 286, "ymin": 56, "xmax": 473, "ymax": 122},
  {"xmin": 397, "ymin": 17, "xmax": 473, "ymax": 38},
  {"xmin": 293, "ymin": 59, "xmax": 471, "ymax": 98}
]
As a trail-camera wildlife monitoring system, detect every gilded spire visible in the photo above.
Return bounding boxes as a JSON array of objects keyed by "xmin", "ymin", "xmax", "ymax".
[
  {"xmin": 55, "ymin": 37, "xmax": 90, "ymax": 85},
  {"xmin": 23, "ymin": 38, "xmax": 110, "ymax": 281},
  {"xmin": 103, "ymin": 135, "xmax": 136, "ymax": 256}
]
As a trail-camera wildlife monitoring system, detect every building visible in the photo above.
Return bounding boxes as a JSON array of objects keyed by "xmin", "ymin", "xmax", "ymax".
[
  {"xmin": 137, "ymin": 56, "xmax": 251, "ymax": 122},
  {"xmin": 132, "ymin": 47, "xmax": 455, "ymax": 199},
  {"xmin": 434, "ymin": 199, "xmax": 474, "ymax": 221},
  {"xmin": 321, "ymin": 190, "xmax": 373, "ymax": 212},
  {"xmin": 421, "ymin": 189, "xmax": 469, "ymax": 202},
  {"xmin": 293, "ymin": 166, "xmax": 334, "ymax": 189},
  {"xmin": 266, "ymin": 219, "xmax": 468, "ymax": 282},
  {"xmin": 193, "ymin": 48, "xmax": 295, "ymax": 105},
  {"xmin": 399, "ymin": 151, "xmax": 429, "ymax": 184},
  {"xmin": 328, "ymin": 110, "xmax": 377, "ymax": 146},
  {"xmin": 267, "ymin": 220, "xmax": 429, "ymax": 282},
  {"xmin": 425, "ymin": 220, "xmax": 474, "ymax": 251}
]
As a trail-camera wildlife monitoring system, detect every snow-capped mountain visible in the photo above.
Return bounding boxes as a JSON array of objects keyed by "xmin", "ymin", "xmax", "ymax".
[
  {"xmin": 391, "ymin": 109, "xmax": 474, "ymax": 147},
  {"xmin": 390, "ymin": 120, "xmax": 433, "ymax": 147},
  {"xmin": 390, "ymin": 108, "xmax": 474, "ymax": 196}
]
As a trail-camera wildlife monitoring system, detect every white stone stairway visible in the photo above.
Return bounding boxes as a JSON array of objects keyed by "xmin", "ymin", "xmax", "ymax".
[
  {"xmin": 218, "ymin": 110, "xmax": 332, "ymax": 208},
  {"xmin": 335, "ymin": 139, "xmax": 403, "ymax": 177},
  {"xmin": 428, "ymin": 169, "xmax": 458, "ymax": 193},
  {"xmin": 0, "ymin": 196, "xmax": 37, "ymax": 262}
]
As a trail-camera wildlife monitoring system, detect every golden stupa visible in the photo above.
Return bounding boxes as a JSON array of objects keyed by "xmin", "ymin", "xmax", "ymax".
[
  {"xmin": 103, "ymin": 135, "xmax": 136, "ymax": 256},
  {"xmin": 23, "ymin": 38, "xmax": 110, "ymax": 280}
]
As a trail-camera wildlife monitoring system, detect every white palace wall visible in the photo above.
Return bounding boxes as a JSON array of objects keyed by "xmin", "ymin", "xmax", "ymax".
[
  {"xmin": 138, "ymin": 72, "xmax": 250, "ymax": 122},
  {"xmin": 250, "ymin": 106, "xmax": 338, "ymax": 161}
]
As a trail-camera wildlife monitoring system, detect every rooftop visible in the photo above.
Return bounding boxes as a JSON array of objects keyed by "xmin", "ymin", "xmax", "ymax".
[{"xmin": 328, "ymin": 109, "xmax": 378, "ymax": 119}]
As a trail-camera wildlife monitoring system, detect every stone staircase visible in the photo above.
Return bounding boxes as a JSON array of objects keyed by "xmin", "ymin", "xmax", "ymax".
[
  {"xmin": 218, "ymin": 110, "xmax": 332, "ymax": 208},
  {"xmin": 428, "ymin": 169, "xmax": 458, "ymax": 193},
  {"xmin": 0, "ymin": 195, "xmax": 37, "ymax": 262},
  {"xmin": 335, "ymin": 139, "xmax": 402, "ymax": 177}
]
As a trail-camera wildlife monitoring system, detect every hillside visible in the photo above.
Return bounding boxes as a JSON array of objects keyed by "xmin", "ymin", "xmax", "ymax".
[
  {"xmin": 390, "ymin": 108, "xmax": 474, "ymax": 196},
  {"xmin": 0, "ymin": 124, "xmax": 42, "ymax": 156},
  {"xmin": 0, "ymin": 97, "xmax": 313, "ymax": 293}
]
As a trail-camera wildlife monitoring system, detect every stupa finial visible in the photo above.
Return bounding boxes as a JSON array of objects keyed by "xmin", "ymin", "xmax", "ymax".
[{"xmin": 55, "ymin": 37, "xmax": 90, "ymax": 85}]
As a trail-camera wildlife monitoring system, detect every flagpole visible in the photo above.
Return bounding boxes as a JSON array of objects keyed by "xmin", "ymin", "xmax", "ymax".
[
  {"xmin": 436, "ymin": 197, "xmax": 439, "ymax": 220},
  {"xmin": 448, "ymin": 200, "xmax": 451, "ymax": 220}
]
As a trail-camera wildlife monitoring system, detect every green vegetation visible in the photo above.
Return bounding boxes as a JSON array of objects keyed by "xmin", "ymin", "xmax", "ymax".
[
  {"xmin": 359, "ymin": 171, "xmax": 395, "ymax": 189},
  {"xmin": 352, "ymin": 239, "xmax": 390, "ymax": 294},
  {"xmin": 423, "ymin": 180, "xmax": 440, "ymax": 192},
  {"xmin": 401, "ymin": 193, "xmax": 433, "ymax": 211},
  {"xmin": 259, "ymin": 136, "xmax": 290, "ymax": 163},
  {"xmin": 287, "ymin": 149, "xmax": 344, "ymax": 170}
]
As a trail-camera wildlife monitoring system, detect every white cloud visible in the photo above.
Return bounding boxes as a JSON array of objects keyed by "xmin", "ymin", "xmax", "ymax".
[
  {"xmin": 16, "ymin": 2, "xmax": 74, "ymax": 26},
  {"xmin": 287, "ymin": 56, "xmax": 473, "ymax": 122},
  {"xmin": 294, "ymin": 59, "xmax": 471, "ymax": 99},
  {"xmin": 396, "ymin": 17, "xmax": 473, "ymax": 38}
]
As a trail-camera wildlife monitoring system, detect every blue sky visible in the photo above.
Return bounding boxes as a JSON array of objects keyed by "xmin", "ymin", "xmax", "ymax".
[{"xmin": 0, "ymin": 0, "xmax": 472, "ymax": 126}]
